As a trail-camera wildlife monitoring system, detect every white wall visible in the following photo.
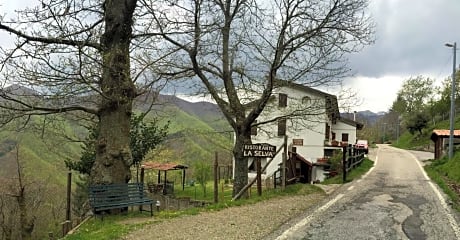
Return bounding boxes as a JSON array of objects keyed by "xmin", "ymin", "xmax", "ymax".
[
  {"xmin": 332, "ymin": 120, "xmax": 357, "ymax": 145},
  {"xmin": 248, "ymin": 86, "xmax": 329, "ymax": 179}
]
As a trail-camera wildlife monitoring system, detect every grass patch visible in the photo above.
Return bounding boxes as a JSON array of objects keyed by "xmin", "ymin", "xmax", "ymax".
[
  {"xmin": 63, "ymin": 184, "xmax": 323, "ymax": 240},
  {"xmin": 424, "ymin": 156, "xmax": 460, "ymax": 211},
  {"xmin": 64, "ymin": 212, "xmax": 155, "ymax": 240},
  {"xmin": 321, "ymin": 158, "xmax": 374, "ymax": 184}
]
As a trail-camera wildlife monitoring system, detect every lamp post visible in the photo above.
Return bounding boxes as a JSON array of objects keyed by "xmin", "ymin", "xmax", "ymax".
[{"xmin": 446, "ymin": 42, "xmax": 457, "ymax": 159}]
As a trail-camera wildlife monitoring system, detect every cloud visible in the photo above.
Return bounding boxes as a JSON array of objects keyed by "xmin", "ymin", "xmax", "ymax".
[
  {"xmin": 348, "ymin": 0, "xmax": 459, "ymax": 78},
  {"xmin": 342, "ymin": 0, "xmax": 460, "ymax": 112}
]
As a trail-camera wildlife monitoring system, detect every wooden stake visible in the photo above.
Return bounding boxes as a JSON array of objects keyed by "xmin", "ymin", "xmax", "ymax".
[{"xmin": 256, "ymin": 158, "xmax": 262, "ymax": 196}]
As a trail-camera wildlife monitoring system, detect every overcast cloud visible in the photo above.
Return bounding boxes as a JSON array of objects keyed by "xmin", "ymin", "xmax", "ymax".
[
  {"xmin": 1, "ymin": 0, "xmax": 459, "ymax": 112},
  {"xmin": 346, "ymin": 0, "xmax": 460, "ymax": 112}
]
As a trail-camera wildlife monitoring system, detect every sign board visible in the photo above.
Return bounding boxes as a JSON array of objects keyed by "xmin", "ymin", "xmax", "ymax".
[
  {"xmin": 243, "ymin": 143, "xmax": 277, "ymax": 158},
  {"xmin": 292, "ymin": 139, "xmax": 303, "ymax": 146}
]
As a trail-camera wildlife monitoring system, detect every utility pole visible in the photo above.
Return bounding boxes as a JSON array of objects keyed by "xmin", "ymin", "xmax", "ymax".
[{"xmin": 446, "ymin": 42, "xmax": 457, "ymax": 159}]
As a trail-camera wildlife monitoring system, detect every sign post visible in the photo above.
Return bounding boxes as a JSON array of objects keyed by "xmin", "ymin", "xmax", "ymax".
[{"xmin": 243, "ymin": 143, "xmax": 277, "ymax": 196}]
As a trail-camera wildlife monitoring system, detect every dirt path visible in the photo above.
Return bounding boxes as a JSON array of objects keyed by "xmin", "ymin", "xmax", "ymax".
[{"xmin": 121, "ymin": 192, "xmax": 329, "ymax": 240}]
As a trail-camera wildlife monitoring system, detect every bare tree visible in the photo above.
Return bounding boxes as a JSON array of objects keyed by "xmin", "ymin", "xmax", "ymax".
[
  {"xmin": 140, "ymin": 0, "xmax": 374, "ymax": 197},
  {"xmin": 0, "ymin": 1, "xmax": 170, "ymax": 185},
  {"xmin": 0, "ymin": 144, "xmax": 46, "ymax": 240}
]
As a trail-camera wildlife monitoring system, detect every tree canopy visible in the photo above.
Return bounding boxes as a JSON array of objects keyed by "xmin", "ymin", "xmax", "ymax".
[{"xmin": 0, "ymin": 0, "xmax": 374, "ymax": 196}]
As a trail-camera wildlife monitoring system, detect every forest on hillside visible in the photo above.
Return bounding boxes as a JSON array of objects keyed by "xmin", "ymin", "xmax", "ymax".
[{"xmin": 357, "ymin": 70, "xmax": 460, "ymax": 150}]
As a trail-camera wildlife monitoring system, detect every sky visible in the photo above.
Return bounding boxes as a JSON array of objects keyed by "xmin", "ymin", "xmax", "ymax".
[
  {"xmin": 345, "ymin": 0, "xmax": 460, "ymax": 112},
  {"xmin": 1, "ymin": 0, "xmax": 459, "ymax": 113}
]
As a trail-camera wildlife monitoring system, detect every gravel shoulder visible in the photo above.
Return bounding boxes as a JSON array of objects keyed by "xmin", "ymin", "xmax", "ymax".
[{"xmin": 121, "ymin": 192, "xmax": 328, "ymax": 240}]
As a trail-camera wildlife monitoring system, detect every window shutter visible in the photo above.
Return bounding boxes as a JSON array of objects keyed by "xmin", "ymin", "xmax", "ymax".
[
  {"xmin": 279, "ymin": 93, "xmax": 287, "ymax": 107},
  {"xmin": 278, "ymin": 118, "xmax": 286, "ymax": 136}
]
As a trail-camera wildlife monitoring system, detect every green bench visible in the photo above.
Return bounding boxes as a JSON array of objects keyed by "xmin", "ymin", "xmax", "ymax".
[{"xmin": 89, "ymin": 183, "xmax": 154, "ymax": 217}]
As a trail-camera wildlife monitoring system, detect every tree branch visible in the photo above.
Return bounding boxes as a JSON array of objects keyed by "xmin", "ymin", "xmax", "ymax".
[{"xmin": 0, "ymin": 23, "xmax": 102, "ymax": 51}]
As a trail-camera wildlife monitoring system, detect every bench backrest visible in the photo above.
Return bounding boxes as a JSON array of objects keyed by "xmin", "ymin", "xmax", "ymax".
[{"xmin": 89, "ymin": 183, "xmax": 147, "ymax": 207}]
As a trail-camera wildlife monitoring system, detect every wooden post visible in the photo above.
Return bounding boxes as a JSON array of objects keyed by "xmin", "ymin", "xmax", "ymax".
[
  {"xmin": 256, "ymin": 158, "xmax": 262, "ymax": 196},
  {"xmin": 65, "ymin": 171, "xmax": 71, "ymax": 233},
  {"xmin": 140, "ymin": 168, "xmax": 145, "ymax": 211},
  {"xmin": 282, "ymin": 135, "xmax": 287, "ymax": 190},
  {"xmin": 164, "ymin": 170, "xmax": 167, "ymax": 194},
  {"xmin": 348, "ymin": 144, "xmax": 353, "ymax": 169},
  {"xmin": 342, "ymin": 145, "xmax": 347, "ymax": 183},
  {"xmin": 214, "ymin": 152, "xmax": 218, "ymax": 203},
  {"xmin": 221, "ymin": 182, "xmax": 224, "ymax": 202},
  {"xmin": 140, "ymin": 167, "xmax": 145, "ymax": 184},
  {"xmin": 182, "ymin": 169, "xmax": 186, "ymax": 191}
]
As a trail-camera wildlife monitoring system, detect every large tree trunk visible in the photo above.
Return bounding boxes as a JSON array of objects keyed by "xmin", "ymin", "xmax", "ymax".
[
  {"xmin": 90, "ymin": 0, "xmax": 137, "ymax": 185},
  {"xmin": 232, "ymin": 130, "xmax": 251, "ymax": 199}
]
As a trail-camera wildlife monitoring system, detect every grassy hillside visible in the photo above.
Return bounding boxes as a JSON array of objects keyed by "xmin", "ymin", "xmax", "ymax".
[
  {"xmin": 392, "ymin": 116, "xmax": 460, "ymax": 151},
  {"xmin": 145, "ymin": 103, "xmax": 233, "ymax": 168},
  {"xmin": 0, "ymin": 118, "xmax": 82, "ymax": 184},
  {"xmin": 0, "ymin": 99, "xmax": 232, "ymax": 238}
]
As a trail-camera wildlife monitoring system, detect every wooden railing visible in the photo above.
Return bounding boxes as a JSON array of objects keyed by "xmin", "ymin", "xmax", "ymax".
[{"xmin": 342, "ymin": 144, "xmax": 366, "ymax": 183}]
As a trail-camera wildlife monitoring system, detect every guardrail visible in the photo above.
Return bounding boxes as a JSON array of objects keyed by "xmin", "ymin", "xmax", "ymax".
[{"xmin": 342, "ymin": 144, "xmax": 366, "ymax": 183}]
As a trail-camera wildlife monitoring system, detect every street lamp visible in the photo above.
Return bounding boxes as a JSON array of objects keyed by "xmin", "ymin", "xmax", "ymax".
[{"xmin": 446, "ymin": 42, "xmax": 457, "ymax": 159}]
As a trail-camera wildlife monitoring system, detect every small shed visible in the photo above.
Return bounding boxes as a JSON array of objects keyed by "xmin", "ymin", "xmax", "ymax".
[
  {"xmin": 430, "ymin": 129, "xmax": 460, "ymax": 159},
  {"xmin": 140, "ymin": 162, "xmax": 188, "ymax": 194}
]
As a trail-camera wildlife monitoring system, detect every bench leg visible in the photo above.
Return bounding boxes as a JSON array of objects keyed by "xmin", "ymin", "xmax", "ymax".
[{"xmin": 150, "ymin": 203, "xmax": 153, "ymax": 217}]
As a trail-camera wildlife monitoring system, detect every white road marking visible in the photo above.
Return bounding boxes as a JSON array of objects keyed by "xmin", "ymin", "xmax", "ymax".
[
  {"xmin": 411, "ymin": 153, "xmax": 460, "ymax": 238},
  {"xmin": 361, "ymin": 152, "xmax": 378, "ymax": 179},
  {"xmin": 275, "ymin": 193, "xmax": 345, "ymax": 240}
]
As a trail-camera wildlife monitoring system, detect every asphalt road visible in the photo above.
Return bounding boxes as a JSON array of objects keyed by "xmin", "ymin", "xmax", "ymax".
[{"xmin": 268, "ymin": 145, "xmax": 460, "ymax": 240}]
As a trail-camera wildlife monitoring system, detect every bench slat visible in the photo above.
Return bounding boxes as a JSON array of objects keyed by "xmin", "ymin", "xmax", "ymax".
[{"xmin": 88, "ymin": 183, "xmax": 154, "ymax": 217}]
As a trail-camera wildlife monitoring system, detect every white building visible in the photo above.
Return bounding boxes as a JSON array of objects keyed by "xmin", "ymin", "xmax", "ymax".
[{"xmin": 245, "ymin": 80, "xmax": 363, "ymax": 183}]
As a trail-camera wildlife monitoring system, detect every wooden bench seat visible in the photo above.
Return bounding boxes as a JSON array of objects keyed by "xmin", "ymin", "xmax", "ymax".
[{"xmin": 89, "ymin": 183, "xmax": 154, "ymax": 217}]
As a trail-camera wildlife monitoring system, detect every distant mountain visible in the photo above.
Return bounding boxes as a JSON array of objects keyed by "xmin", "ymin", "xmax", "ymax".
[
  {"xmin": 157, "ymin": 95, "xmax": 230, "ymax": 133},
  {"xmin": 341, "ymin": 110, "xmax": 385, "ymax": 126}
]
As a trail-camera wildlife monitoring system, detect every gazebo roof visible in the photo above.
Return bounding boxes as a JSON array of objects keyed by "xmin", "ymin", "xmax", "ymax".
[
  {"xmin": 430, "ymin": 129, "xmax": 460, "ymax": 142},
  {"xmin": 141, "ymin": 162, "xmax": 188, "ymax": 171}
]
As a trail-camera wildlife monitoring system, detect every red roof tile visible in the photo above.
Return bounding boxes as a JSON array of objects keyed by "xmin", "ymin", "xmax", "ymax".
[
  {"xmin": 431, "ymin": 129, "xmax": 460, "ymax": 141},
  {"xmin": 141, "ymin": 162, "xmax": 188, "ymax": 171}
]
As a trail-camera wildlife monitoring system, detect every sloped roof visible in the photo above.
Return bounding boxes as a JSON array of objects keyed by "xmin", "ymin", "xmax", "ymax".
[
  {"xmin": 339, "ymin": 117, "xmax": 364, "ymax": 130},
  {"xmin": 141, "ymin": 162, "xmax": 188, "ymax": 171},
  {"xmin": 290, "ymin": 152, "xmax": 313, "ymax": 166},
  {"xmin": 431, "ymin": 129, "xmax": 460, "ymax": 141},
  {"xmin": 273, "ymin": 80, "xmax": 340, "ymax": 122}
]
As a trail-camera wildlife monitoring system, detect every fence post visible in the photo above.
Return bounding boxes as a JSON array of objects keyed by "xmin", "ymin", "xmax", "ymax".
[
  {"xmin": 342, "ymin": 145, "xmax": 347, "ymax": 183},
  {"xmin": 214, "ymin": 152, "xmax": 218, "ymax": 203},
  {"xmin": 348, "ymin": 144, "xmax": 353, "ymax": 170},
  {"xmin": 256, "ymin": 157, "xmax": 262, "ymax": 196}
]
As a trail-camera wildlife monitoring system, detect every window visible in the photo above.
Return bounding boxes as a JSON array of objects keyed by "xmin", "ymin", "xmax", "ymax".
[
  {"xmin": 342, "ymin": 133, "xmax": 349, "ymax": 142},
  {"xmin": 325, "ymin": 124, "xmax": 330, "ymax": 140},
  {"xmin": 279, "ymin": 93, "xmax": 287, "ymax": 107},
  {"xmin": 332, "ymin": 132, "xmax": 336, "ymax": 140},
  {"xmin": 278, "ymin": 118, "xmax": 286, "ymax": 136},
  {"xmin": 250, "ymin": 121, "xmax": 257, "ymax": 136},
  {"xmin": 302, "ymin": 96, "xmax": 311, "ymax": 105}
]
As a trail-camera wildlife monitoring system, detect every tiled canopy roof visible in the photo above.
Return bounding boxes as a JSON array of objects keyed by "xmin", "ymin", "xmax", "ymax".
[
  {"xmin": 141, "ymin": 162, "xmax": 188, "ymax": 171},
  {"xmin": 430, "ymin": 129, "xmax": 460, "ymax": 141}
]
